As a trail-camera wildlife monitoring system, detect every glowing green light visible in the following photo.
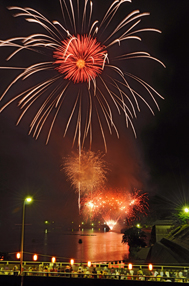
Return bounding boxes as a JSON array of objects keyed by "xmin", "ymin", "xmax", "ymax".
[
  {"xmin": 25, "ymin": 197, "xmax": 32, "ymax": 203},
  {"xmin": 184, "ymin": 207, "xmax": 189, "ymax": 213},
  {"xmin": 136, "ymin": 224, "xmax": 140, "ymax": 228}
]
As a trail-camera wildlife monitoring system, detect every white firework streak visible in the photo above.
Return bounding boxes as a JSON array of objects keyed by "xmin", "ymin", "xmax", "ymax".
[{"xmin": 0, "ymin": 0, "xmax": 165, "ymax": 152}]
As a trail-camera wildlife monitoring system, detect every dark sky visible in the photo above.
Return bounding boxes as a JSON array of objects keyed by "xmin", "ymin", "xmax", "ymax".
[{"xmin": 0, "ymin": 0, "xmax": 188, "ymax": 235}]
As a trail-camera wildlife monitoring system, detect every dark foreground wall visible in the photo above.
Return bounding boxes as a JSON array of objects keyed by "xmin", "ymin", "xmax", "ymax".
[
  {"xmin": 0, "ymin": 276, "xmax": 185, "ymax": 286},
  {"xmin": 146, "ymin": 238, "xmax": 189, "ymax": 264}
]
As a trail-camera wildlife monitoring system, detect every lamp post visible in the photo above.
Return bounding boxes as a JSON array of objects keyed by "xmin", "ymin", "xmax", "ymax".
[{"xmin": 20, "ymin": 197, "xmax": 33, "ymax": 276}]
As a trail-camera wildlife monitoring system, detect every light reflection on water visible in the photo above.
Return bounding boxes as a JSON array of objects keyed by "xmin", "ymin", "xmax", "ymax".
[
  {"xmin": 41, "ymin": 229, "xmax": 129, "ymax": 262},
  {"xmin": 2, "ymin": 228, "xmax": 129, "ymax": 262}
]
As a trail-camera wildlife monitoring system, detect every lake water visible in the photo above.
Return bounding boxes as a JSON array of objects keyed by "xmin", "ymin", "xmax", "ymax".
[
  {"xmin": 40, "ymin": 229, "xmax": 129, "ymax": 263},
  {"xmin": 2, "ymin": 228, "xmax": 129, "ymax": 262},
  {"xmin": 24, "ymin": 229, "xmax": 129, "ymax": 263}
]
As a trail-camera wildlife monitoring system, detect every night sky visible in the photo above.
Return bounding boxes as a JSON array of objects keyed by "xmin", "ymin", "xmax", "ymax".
[{"xmin": 0, "ymin": 0, "xmax": 188, "ymax": 239}]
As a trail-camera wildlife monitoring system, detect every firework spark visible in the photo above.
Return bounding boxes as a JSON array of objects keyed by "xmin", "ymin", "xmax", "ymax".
[
  {"xmin": 53, "ymin": 34, "xmax": 107, "ymax": 83},
  {"xmin": 105, "ymin": 220, "xmax": 117, "ymax": 231},
  {"xmin": 0, "ymin": 0, "xmax": 165, "ymax": 151},
  {"xmin": 63, "ymin": 150, "xmax": 107, "ymax": 210},
  {"xmin": 82, "ymin": 188, "xmax": 148, "ymax": 229}
]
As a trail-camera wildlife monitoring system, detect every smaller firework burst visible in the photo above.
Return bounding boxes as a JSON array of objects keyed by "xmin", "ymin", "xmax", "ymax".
[
  {"xmin": 62, "ymin": 149, "xmax": 108, "ymax": 193},
  {"xmin": 63, "ymin": 150, "xmax": 108, "ymax": 213}
]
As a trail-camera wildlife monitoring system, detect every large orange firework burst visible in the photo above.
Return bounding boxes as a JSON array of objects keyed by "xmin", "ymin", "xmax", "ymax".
[
  {"xmin": 53, "ymin": 35, "xmax": 107, "ymax": 83},
  {"xmin": 0, "ymin": 0, "xmax": 165, "ymax": 151}
]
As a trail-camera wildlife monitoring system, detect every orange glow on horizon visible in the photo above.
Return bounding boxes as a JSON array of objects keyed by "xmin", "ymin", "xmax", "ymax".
[{"xmin": 105, "ymin": 220, "xmax": 117, "ymax": 230}]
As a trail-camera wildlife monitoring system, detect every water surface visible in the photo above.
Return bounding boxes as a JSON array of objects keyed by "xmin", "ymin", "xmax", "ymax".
[
  {"xmin": 41, "ymin": 229, "xmax": 129, "ymax": 262},
  {"xmin": 2, "ymin": 228, "xmax": 129, "ymax": 262}
]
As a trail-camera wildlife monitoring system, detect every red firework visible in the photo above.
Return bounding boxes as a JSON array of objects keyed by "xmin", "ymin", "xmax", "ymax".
[
  {"xmin": 81, "ymin": 188, "xmax": 149, "ymax": 224},
  {"xmin": 53, "ymin": 35, "xmax": 107, "ymax": 83}
]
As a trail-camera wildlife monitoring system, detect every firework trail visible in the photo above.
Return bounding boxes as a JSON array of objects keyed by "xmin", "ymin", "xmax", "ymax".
[
  {"xmin": 63, "ymin": 150, "xmax": 107, "ymax": 211},
  {"xmin": 0, "ymin": 0, "xmax": 165, "ymax": 151},
  {"xmin": 81, "ymin": 188, "xmax": 148, "ymax": 229}
]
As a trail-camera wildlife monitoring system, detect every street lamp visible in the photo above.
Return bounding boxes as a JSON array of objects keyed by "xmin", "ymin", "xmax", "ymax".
[
  {"xmin": 183, "ymin": 206, "xmax": 189, "ymax": 224},
  {"xmin": 20, "ymin": 196, "xmax": 33, "ymax": 276}
]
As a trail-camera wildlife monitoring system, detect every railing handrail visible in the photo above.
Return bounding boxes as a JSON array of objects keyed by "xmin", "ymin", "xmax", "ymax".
[
  {"xmin": 1, "ymin": 260, "xmax": 189, "ymax": 267},
  {"xmin": 0, "ymin": 269, "xmax": 188, "ymax": 283}
]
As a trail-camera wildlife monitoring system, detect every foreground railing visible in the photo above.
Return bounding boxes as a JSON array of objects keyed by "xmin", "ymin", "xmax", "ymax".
[{"xmin": 0, "ymin": 269, "xmax": 189, "ymax": 283}]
